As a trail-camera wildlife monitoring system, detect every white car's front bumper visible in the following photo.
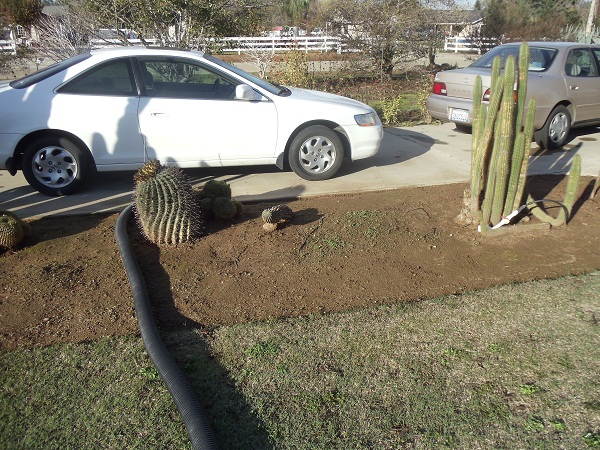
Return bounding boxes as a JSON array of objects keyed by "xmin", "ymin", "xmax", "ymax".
[{"xmin": 345, "ymin": 123, "xmax": 384, "ymax": 161}]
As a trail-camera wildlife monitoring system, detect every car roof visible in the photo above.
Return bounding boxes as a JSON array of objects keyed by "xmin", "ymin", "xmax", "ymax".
[{"xmin": 88, "ymin": 46, "xmax": 206, "ymax": 58}]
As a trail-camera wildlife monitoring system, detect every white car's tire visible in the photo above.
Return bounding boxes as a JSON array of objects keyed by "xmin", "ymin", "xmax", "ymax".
[
  {"xmin": 288, "ymin": 125, "xmax": 344, "ymax": 181},
  {"xmin": 21, "ymin": 136, "xmax": 91, "ymax": 196}
]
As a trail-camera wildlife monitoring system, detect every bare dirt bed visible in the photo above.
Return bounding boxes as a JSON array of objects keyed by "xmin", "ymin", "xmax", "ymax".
[{"xmin": 2, "ymin": 176, "xmax": 600, "ymax": 351}]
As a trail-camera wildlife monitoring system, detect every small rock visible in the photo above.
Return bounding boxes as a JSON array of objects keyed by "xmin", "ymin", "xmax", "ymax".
[{"xmin": 263, "ymin": 222, "xmax": 278, "ymax": 232}]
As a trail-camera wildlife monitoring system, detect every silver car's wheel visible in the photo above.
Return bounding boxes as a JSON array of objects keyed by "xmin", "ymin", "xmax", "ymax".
[
  {"xmin": 288, "ymin": 125, "xmax": 344, "ymax": 181},
  {"xmin": 535, "ymin": 105, "xmax": 571, "ymax": 150},
  {"xmin": 22, "ymin": 136, "xmax": 90, "ymax": 196}
]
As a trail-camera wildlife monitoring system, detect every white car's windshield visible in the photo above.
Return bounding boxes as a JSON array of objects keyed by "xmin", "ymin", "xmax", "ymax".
[
  {"xmin": 470, "ymin": 46, "xmax": 558, "ymax": 72},
  {"xmin": 204, "ymin": 53, "xmax": 289, "ymax": 95}
]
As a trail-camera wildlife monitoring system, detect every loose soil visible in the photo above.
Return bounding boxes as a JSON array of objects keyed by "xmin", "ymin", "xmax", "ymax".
[{"xmin": 2, "ymin": 176, "xmax": 600, "ymax": 351}]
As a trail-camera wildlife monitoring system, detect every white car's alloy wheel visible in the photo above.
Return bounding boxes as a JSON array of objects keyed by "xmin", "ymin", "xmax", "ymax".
[
  {"xmin": 31, "ymin": 146, "xmax": 78, "ymax": 189},
  {"xmin": 22, "ymin": 137, "xmax": 90, "ymax": 196},
  {"xmin": 289, "ymin": 125, "xmax": 344, "ymax": 181}
]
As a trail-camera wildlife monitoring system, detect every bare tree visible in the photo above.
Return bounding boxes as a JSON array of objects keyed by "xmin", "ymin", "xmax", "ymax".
[
  {"xmin": 320, "ymin": 0, "xmax": 460, "ymax": 79},
  {"xmin": 585, "ymin": 0, "xmax": 599, "ymax": 42},
  {"xmin": 240, "ymin": 47, "xmax": 277, "ymax": 78},
  {"xmin": 33, "ymin": 7, "xmax": 95, "ymax": 62},
  {"xmin": 81, "ymin": 0, "xmax": 270, "ymax": 50},
  {"xmin": 30, "ymin": 0, "xmax": 272, "ymax": 64}
]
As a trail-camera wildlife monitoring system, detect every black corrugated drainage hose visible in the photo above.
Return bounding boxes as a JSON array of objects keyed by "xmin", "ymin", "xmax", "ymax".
[{"xmin": 115, "ymin": 204, "xmax": 219, "ymax": 450}]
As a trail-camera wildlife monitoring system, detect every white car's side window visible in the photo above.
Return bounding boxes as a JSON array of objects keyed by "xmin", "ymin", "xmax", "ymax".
[
  {"xmin": 59, "ymin": 59, "xmax": 136, "ymax": 96},
  {"xmin": 137, "ymin": 58, "xmax": 239, "ymax": 100}
]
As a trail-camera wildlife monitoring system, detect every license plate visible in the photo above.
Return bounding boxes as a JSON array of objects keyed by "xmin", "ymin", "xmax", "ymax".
[{"xmin": 450, "ymin": 108, "xmax": 469, "ymax": 123}]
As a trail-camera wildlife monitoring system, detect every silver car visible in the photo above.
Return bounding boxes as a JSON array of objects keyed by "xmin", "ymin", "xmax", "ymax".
[{"xmin": 427, "ymin": 41, "xmax": 600, "ymax": 149}]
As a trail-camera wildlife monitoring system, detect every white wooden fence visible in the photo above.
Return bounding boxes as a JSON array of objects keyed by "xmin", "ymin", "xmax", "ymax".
[
  {"xmin": 211, "ymin": 36, "xmax": 493, "ymax": 55},
  {"xmin": 218, "ymin": 36, "xmax": 342, "ymax": 54},
  {"xmin": 3, "ymin": 32, "xmax": 494, "ymax": 58},
  {"xmin": 88, "ymin": 34, "xmax": 342, "ymax": 53},
  {"xmin": 444, "ymin": 36, "xmax": 497, "ymax": 54}
]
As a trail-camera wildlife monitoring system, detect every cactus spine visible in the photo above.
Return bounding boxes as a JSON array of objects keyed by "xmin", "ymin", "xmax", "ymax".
[
  {"xmin": 464, "ymin": 42, "xmax": 581, "ymax": 231},
  {"xmin": 134, "ymin": 161, "xmax": 201, "ymax": 245}
]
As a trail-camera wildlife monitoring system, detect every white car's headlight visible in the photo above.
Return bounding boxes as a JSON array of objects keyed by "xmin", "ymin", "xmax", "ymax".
[{"xmin": 354, "ymin": 112, "xmax": 379, "ymax": 127}]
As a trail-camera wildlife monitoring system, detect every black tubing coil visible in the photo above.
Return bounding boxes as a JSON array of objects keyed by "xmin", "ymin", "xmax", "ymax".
[{"xmin": 115, "ymin": 204, "xmax": 218, "ymax": 450}]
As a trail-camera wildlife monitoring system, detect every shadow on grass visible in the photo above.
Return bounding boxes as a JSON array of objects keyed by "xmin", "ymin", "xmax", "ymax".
[
  {"xmin": 128, "ymin": 222, "xmax": 273, "ymax": 449},
  {"xmin": 164, "ymin": 330, "xmax": 274, "ymax": 450}
]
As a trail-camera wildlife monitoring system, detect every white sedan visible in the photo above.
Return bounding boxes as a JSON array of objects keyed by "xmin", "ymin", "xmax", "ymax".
[{"xmin": 0, "ymin": 47, "xmax": 383, "ymax": 196}]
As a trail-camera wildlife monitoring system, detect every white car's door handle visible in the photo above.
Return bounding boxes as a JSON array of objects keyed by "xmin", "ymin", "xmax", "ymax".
[
  {"xmin": 150, "ymin": 111, "xmax": 168, "ymax": 116},
  {"xmin": 570, "ymin": 85, "xmax": 580, "ymax": 90}
]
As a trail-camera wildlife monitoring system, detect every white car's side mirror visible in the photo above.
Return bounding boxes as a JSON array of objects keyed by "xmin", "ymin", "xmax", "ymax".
[{"xmin": 235, "ymin": 84, "xmax": 261, "ymax": 101}]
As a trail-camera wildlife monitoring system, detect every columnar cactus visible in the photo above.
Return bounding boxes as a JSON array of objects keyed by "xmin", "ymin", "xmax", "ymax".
[
  {"xmin": 527, "ymin": 154, "xmax": 581, "ymax": 226},
  {"xmin": 474, "ymin": 44, "xmax": 536, "ymax": 229},
  {"xmin": 133, "ymin": 160, "xmax": 201, "ymax": 245},
  {"xmin": 0, "ymin": 210, "xmax": 31, "ymax": 249},
  {"xmin": 463, "ymin": 42, "xmax": 581, "ymax": 231}
]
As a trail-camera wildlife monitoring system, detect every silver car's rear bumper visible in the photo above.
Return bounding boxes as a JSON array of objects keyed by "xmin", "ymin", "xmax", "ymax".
[
  {"xmin": 427, "ymin": 93, "xmax": 557, "ymax": 132},
  {"xmin": 426, "ymin": 95, "xmax": 474, "ymax": 125}
]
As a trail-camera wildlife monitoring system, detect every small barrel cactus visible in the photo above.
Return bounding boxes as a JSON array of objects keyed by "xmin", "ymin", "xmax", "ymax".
[
  {"xmin": 261, "ymin": 204, "xmax": 293, "ymax": 231},
  {"xmin": 133, "ymin": 160, "xmax": 201, "ymax": 245},
  {"xmin": 200, "ymin": 197, "xmax": 214, "ymax": 219},
  {"xmin": 0, "ymin": 210, "xmax": 30, "ymax": 249},
  {"xmin": 232, "ymin": 200, "xmax": 243, "ymax": 218},
  {"xmin": 199, "ymin": 179, "xmax": 232, "ymax": 199},
  {"xmin": 262, "ymin": 204, "xmax": 293, "ymax": 224},
  {"xmin": 213, "ymin": 197, "xmax": 238, "ymax": 220},
  {"xmin": 196, "ymin": 179, "xmax": 242, "ymax": 221}
]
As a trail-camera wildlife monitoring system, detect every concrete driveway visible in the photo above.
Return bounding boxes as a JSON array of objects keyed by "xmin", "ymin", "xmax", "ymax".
[{"xmin": 1, "ymin": 122, "xmax": 600, "ymax": 220}]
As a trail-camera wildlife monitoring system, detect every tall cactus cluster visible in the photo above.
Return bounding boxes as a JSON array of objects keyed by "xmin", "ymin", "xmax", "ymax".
[
  {"xmin": 461, "ymin": 42, "xmax": 581, "ymax": 231},
  {"xmin": 0, "ymin": 210, "xmax": 31, "ymax": 249},
  {"xmin": 133, "ymin": 160, "xmax": 201, "ymax": 245}
]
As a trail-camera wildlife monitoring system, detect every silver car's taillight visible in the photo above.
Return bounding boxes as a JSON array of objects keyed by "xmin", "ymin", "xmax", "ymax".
[
  {"xmin": 483, "ymin": 88, "xmax": 517, "ymax": 103},
  {"xmin": 432, "ymin": 81, "xmax": 447, "ymax": 96}
]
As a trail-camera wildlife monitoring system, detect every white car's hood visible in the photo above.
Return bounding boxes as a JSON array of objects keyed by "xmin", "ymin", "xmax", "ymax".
[{"xmin": 287, "ymin": 86, "xmax": 374, "ymax": 112}]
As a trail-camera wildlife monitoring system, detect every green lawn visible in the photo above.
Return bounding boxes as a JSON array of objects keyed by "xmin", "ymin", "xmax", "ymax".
[{"xmin": 2, "ymin": 273, "xmax": 600, "ymax": 449}]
